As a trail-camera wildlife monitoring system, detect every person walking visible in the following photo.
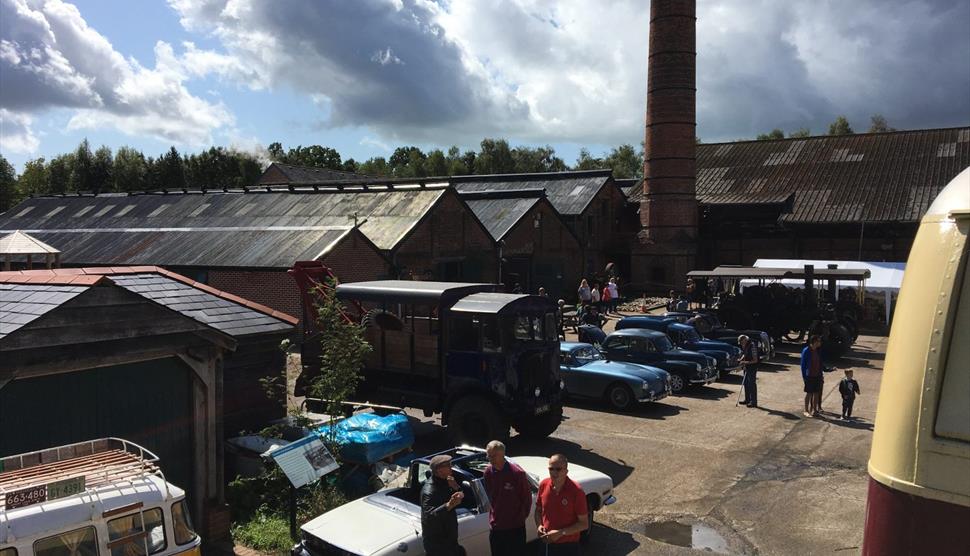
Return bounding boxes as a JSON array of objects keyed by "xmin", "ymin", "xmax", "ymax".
[
  {"xmin": 577, "ymin": 279, "xmax": 591, "ymax": 307},
  {"xmin": 535, "ymin": 454, "xmax": 588, "ymax": 555},
  {"xmin": 420, "ymin": 455, "xmax": 465, "ymax": 556},
  {"xmin": 483, "ymin": 441, "xmax": 532, "ymax": 556},
  {"xmin": 600, "ymin": 283, "xmax": 612, "ymax": 315},
  {"xmin": 838, "ymin": 369, "xmax": 861, "ymax": 420},
  {"xmin": 607, "ymin": 278, "xmax": 620, "ymax": 313},
  {"xmin": 801, "ymin": 335, "xmax": 824, "ymax": 417},
  {"xmin": 738, "ymin": 335, "xmax": 760, "ymax": 408},
  {"xmin": 590, "ymin": 282, "xmax": 601, "ymax": 312}
]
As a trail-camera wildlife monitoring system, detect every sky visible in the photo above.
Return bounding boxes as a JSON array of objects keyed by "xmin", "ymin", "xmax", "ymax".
[{"xmin": 1, "ymin": 0, "xmax": 969, "ymax": 172}]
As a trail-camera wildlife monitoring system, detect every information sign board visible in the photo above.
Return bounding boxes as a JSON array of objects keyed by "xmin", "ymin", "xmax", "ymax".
[{"xmin": 269, "ymin": 435, "xmax": 339, "ymax": 489}]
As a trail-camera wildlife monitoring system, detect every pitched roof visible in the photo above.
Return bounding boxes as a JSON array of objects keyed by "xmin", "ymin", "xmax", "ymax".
[
  {"xmin": 0, "ymin": 231, "xmax": 60, "ymax": 255},
  {"xmin": 261, "ymin": 162, "xmax": 372, "ymax": 184},
  {"xmin": 0, "ymin": 186, "xmax": 449, "ymax": 266},
  {"xmin": 458, "ymin": 189, "xmax": 544, "ymax": 241},
  {"xmin": 693, "ymin": 127, "xmax": 970, "ymax": 223},
  {"xmin": 615, "ymin": 178, "xmax": 642, "ymax": 198},
  {"xmin": 451, "ymin": 170, "xmax": 615, "ymax": 216},
  {"xmin": 0, "ymin": 266, "xmax": 296, "ymax": 341}
]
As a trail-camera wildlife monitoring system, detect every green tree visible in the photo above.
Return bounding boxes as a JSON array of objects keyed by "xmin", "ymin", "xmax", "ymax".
[
  {"xmin": 18, "ymin": 158, "xmax": 48, "ymax": 197},
  {"xmin": 389, "ymin": 146, "xmax": 427, "ymax": 178},
  {"xmin": 789, "ymin": 128, "xmax": 811, "ymax": 138},
  {"xmin": 756, "ymin": 129, "xmax": 785, "ymax": 141},
  {"xmin": 511, "ymin": 145, "xmax": 566, "ymax": 173},
  {"xmin": 0, "ymin": 155, "xmax": 19, "ymax": 212},
  {"xmin": 267, "ymin": 141, "xmax": 285, "ymax": 162},
  {"xmin": 443, "ymin": 146, "xmax": 469, "ymax": 175},
  {"xmin": 158, "ymin": 147, "xmax": 186, "ymax": 189},
  {"xmin": 69, "ymin": 139, "xmax": 93, "ymax": 192},
  {"xmin": 426, "ymin": 149, "xmax": 448, "ymax": 177},
  {"xmin": 113, "ymin": 147, "xmax": 147, "ymax": 192},
  {"xmin": 91, "ymin": 145, "xmax": 113, "ymax": 193},
  {"xmin": 235, "ymin": 150, "xmax": 263, "ymax": 188},
  {"xmin": 308, "ymin": 277, "xmax": 372, "ymax": 440},
  {"xmin": 868, "ymin": 114, "xmax": 896, "ymax": 133},
  {"xmin": 47, "ymin": 154, "xmax": 73, "ymax": 195},
  {"xmin": 828, "ymin": 115, "xmax": 854, "ymax": 136},
  {"xmin": 341, "ymin": 158, "xmax": 360, "ymax": 174},
  {"xmin": 358, "ymin": 157, "xmax": 389, "ymax": 177},
  {"xmin": 270, "ymin": 144, "xmax": 343, "ymax": 170},
  {"xmin": 603, "ymin": 144, "xmax": 642, "ymax": 178},
  {"xmin": 474, "ymin": 138, "xmax": 515, "ymax": 174},
  {"xmin": 574, "ymin": 148, "xmax": 603, "ymax": 170}
]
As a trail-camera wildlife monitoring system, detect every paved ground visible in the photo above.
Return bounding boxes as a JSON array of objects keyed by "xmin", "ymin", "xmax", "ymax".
[{"xmin": 405, "ymin": 312, "xmax": 885, "ymax": 555}]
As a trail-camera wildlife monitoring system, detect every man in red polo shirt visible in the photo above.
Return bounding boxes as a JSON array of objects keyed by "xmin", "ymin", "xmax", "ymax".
[
  {"xmin": 483, "ymin": 440, "xmax": 532, "ymax": 555},
  {"xmin": 534, "ymin": 454, "xmax": 588, "ymax": 555}
]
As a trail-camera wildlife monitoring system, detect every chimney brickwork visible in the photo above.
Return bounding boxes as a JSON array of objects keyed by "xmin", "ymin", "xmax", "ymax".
[{"xmin": 633, "ymin": 0, "xmax": 699, "ymax": 291}]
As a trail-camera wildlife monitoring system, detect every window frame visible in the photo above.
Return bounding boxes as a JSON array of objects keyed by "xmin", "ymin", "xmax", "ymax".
[
  {"xmin": 33, "ymin": 525, "xmax": 98, "ymax": 556},
  {"xmin": 106, "ymin": 507, "xmax": 167, "ymax": 556}
]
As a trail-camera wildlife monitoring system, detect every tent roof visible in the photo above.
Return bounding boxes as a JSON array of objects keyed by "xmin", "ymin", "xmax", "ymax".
[
  {"xmin": 752, "ymin": 259, "xmax": 905, "ymax": 292},
  {"xmin": 0, "ymin": 231, "xmax": 60, "ymax": 255}
]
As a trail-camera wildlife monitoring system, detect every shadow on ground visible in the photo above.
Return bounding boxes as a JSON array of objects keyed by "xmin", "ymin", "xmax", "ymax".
[{"xmin": 565, "ymin": 397, "xmax": 686, "ymax": 419}]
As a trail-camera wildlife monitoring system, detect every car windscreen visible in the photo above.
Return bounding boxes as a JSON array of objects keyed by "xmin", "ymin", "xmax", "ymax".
[
  {"xmin": 682, "ymin": 328, "xmax": 702, "ymax": 342},
  {"xmin": 656, "ymin": 336, "xmax": 675, "ymax": 351}
]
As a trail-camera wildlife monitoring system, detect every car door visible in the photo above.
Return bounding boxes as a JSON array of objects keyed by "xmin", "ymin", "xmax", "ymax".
[
  {"xmin": 603, "ymin": 336, "xmax": 632, "ymax": 362},
  {"xmin": 631, "ymin": 337, "xmax": 660, "ymax": 365},
  {"xmin": 455, "ymin": 479, "xmax": 490, "ymax": 555}
]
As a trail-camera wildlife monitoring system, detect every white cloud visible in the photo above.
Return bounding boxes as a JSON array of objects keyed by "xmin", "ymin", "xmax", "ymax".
[
  {"xmin": 0, "ymin": 109, "xmax": 40, "ymax": 153},
  {"xmin": 0, "ymin": 0, "xmax": 234, "ymax": 152}
]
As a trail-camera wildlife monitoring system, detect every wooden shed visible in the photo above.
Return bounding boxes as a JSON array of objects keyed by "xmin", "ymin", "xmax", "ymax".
[{"xmin": 0, "ymin": 266, "xmax": 296, "ymax": 542}]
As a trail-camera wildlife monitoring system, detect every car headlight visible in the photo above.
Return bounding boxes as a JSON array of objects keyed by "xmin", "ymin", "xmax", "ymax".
[
  {"xmin": 695, "ymin": 363, "xmax": 703, "ymax": 372},
  {"xmin": 560, "ymin": 380, "xmax": 566, "ymax": 390},
  {"xmin": 534, "ymin": 387, "xmax": 542, "ymax": 397},
  {"xmin": 642, "ymin": 380, "xmax": 650, "ymax": 392}
]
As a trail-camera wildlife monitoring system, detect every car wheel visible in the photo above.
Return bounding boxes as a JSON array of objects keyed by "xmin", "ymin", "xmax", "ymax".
[
  {"xmin": 605, "ymin": 383, "xmax": 634, "ymax": 411},
  {"xmin": 448, "ymin": 395, "xmax": 509, "ymax": 447},
  {"xmin": 580, "ymin": 495, "xmax": 596, "ymax": 544},
  {"xmin": 669, "ymin": 373, "xmax": 687, "ymax": 394}
]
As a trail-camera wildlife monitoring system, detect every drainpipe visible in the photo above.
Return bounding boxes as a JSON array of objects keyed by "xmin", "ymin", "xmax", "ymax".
[{"xmin": 497, "ymin": 240, "xmax": 504, "ymax": 287}]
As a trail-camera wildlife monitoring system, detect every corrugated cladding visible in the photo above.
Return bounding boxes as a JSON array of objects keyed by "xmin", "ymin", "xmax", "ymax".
[
  {"xmin": 694, "ymin": 127, "xmax": 970, "ymax": 223},
  {"xmin": 462, "ymin": 196, "xmax": 541, "ymax": 241},
  {"xmin": 261, "ymin": 162, "xmax": 371, "ymax": 183},
  {"xmin": 452, "ymin": 170, "xmax": 613, "ymax": 216},
  {"xmin": 0, "ymin": 188, "xmax": 446, "ymax": 266}
]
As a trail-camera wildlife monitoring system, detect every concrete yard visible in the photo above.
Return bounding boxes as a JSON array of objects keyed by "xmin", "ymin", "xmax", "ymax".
[{"xmin": 407, "ymin": 314, "xmax": 886, "ymax": 555}]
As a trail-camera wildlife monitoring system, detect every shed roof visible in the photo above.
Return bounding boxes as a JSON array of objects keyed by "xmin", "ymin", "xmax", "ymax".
[
  {"xmin": 615, "ymin": 178, "xmax": 642, "ymax": 198},
  {"xmin": 451, "ymin": 169, "xmax": 615, "ymax": 216},
  {"xmin": 336, "ymin": 280, "xmax": 496, "ymax": 304},
  {"xmin": 0, "ymin": 266, "xmax": 296, "ymax": 341},
  {"xmin": 458, "ymin": 189, "xmax": 544, "ymax": 241},
  {"xmin": 449, "ymin": 292, "xmax": 530, "ymax": 314},
  {"xmin": 260, "ymin": 162, "xmax": 372, "ymax": 184},
  {"xmin": 0, "ymin": 230, "xmax": 60, "ymax": 255},
  {"xmin": 0, "ymin": 187, "xmax": 448, "ymax": 265},
  {"xmin": 628, "ymin": 127, "xmax": 970, "ymax": 223}
]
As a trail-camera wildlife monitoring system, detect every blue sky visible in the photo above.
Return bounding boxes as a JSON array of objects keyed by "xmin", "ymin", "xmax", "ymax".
[{"xmin": 2, "ymin": 0, "xmax": 969, "ymax": 173}]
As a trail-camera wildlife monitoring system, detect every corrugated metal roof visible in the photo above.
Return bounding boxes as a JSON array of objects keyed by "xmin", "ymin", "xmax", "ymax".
[
  {"xmin": 261, "ymin": 163, "xmax": 372, "ymax": 184},
  {"xmin": 615, "ymin": 178, "xmax": 642, "ymax": 199},
  {"xmin": 451, "ymin": 170, "xmax": 614, "ymax": 216},
  {"xmin": 336, "ymin": 280, "xmax": 496, "ymax": 304},
  {"xmin": 0, "ymin": 188, "xmax": 448, "ymax": 266},
  {"xmin": 0, "ymin": 266, "xmax": 296, "ymax": 341},
  {"xmin": 459, "ymin": 189, "xmax": 543, "ymax": 241},
  {"xmin": 695, "ymin": 127, "xmax": 970, "ymax": 223}
]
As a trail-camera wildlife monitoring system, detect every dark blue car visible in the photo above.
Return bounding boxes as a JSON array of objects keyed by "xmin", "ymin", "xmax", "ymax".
[
  {"xmin": 616, "ymin": 317, "xmax": 742, "ymax": 375},
  {"xmin": 599, "ymin": 329, "xmax": 719, "ymax": 394},
  {"xmin": 559, "ymin": 342, "xmax": 671, "ymax": 410}
]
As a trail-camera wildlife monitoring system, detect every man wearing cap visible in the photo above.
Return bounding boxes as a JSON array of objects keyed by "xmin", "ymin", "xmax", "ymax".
[
  {"xmin": 534, "ymin": 454, "xmax": 588, "ymax": 555},
  {"xmin": 421, "ymin": 454, "xmax": 465, "ymax": 555},
  {"xmin": 483, "ymin": 440, "xmax": 532, "ymax": 556}
]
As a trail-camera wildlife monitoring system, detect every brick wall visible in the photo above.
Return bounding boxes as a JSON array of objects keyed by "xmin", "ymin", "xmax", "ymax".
[
  {"xmin": 320, "ymin": 231, "xmax": 391, "ymax": 283},
  {"xmin": 500, "ymin": 200, "xmax": 582, "ymax": 298},
  {"xmin": 394, "ymin": 191, "xmax": 498, "ymax": 281},
  {"xmin": 208, "ymin": 269, "xmax": 303, "ymax": 322}
]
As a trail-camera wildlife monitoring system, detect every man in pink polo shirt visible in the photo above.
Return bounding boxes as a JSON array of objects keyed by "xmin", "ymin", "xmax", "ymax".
[
  {"xmin": 483, "ymin": 440, "xmax": 532, "ymax": 555},
  {"xmin": 534, "ymin": 453, "xmax": 588, "ymax": 555}
]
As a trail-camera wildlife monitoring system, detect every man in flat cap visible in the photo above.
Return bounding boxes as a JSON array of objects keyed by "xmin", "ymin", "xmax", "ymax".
[{"xmin": 421, "ymin": 454, "xmax": 465, "ymax": 555}]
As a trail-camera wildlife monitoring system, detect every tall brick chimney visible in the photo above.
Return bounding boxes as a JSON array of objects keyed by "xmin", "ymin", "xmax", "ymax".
[{"xmin": 633, "ymin": 0, "xmax": 698, "ymax": 291}]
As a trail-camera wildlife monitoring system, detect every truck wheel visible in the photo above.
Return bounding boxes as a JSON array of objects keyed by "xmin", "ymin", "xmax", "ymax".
[
  {"xmin": 448, "ymin": 396, "xmax": 508, "ymax": 446},
  {"xmin": 580, "ymin": 495, "xmax": 597, "ymax": 544},
  {"xmin": 605, "ymin": 383, "xmax": 635, "ymax": 411},
  {"xmin": 669, "ymin": 374, "xmax": 686, "ymax": 394},
  {"xmin": 822, "ymin": 323, "xmax": 852, "ymax": 360},
  {"xmin": 513, "ymin": 404, "xmax": 563, "ymax": 439}
]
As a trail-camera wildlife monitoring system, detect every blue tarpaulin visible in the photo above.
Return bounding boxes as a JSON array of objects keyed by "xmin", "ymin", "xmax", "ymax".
[{"xmin": 315, "ymin": 413, "xmax": 414, "ymax": 465}]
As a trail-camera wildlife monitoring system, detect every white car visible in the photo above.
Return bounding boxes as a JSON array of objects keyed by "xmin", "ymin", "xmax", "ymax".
[{"xmin": 292, "ymin": 447, "xmax": 617, "ymax": 556}]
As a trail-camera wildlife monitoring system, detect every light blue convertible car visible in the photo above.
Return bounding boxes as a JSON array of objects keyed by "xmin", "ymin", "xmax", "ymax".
[{"xmin": 559, "ymin": 342, "xmax": 672, "ymax": 410}]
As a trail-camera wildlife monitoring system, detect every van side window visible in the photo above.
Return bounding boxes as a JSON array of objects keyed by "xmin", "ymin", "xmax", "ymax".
[
  {"xmin": 1, "ymin": 548, "xmax": 18, "ymax": 556},
  {"xmin": 935, "ymin": 256, "xmax": 970, "ymax": 442},
  {"xmin": 107, "ymin": 508, "xmax": 166, "ymax": 556},
  {"xmin": 34, "ymin": 526, "xmax": 98, "ymax": 556},
  {"xmin": 172, "ymin": 501, "xmax": 198, "ymax": 545}
]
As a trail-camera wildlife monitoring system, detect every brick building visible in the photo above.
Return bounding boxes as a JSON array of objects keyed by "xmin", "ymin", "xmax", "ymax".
[
  {"xmin": 458, "ymin": 188, "xmax": 583, "ymax": 298},
  {"xmin": 452, "ymin": 170, "xmax": 630, "ymax": 279}
]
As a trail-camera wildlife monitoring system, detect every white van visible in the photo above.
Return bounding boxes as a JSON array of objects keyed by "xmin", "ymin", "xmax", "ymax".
[{"xmin": 0, "ymin": 438, "xmax": 201, "ymax": 556}]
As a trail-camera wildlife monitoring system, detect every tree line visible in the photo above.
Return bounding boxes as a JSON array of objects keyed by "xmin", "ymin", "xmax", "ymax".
[{"xmin": 0, "ymin": 114, "xmax": 900, "ymax": 212}]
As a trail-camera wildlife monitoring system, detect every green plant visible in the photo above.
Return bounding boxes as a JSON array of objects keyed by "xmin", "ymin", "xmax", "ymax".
[{"xmin": 231, "ymin": 512, "xmax": 292, "ymax": 554}]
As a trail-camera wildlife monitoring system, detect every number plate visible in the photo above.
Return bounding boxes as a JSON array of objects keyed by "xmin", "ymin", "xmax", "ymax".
[
  {"xmin": 535, "ymin": 404, "xmax": 550, "ymax": 415},
  {"xmin": 5, "ymin": 485, "xmax": 47, "ymax": 509},
  {"xmin": 47, "ymin": 476, "xmax": 85, "ymax": 500}
]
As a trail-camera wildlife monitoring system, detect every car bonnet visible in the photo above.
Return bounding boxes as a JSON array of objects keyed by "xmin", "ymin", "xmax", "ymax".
[{"xmin": 301, "ymin": 495, "xmax": 420, "ymax": 555}]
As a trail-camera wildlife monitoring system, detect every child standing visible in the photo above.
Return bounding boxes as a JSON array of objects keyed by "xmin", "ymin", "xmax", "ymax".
[{"xmin": 839, "ymin": 369, "xmax": 861, "ymax": 420}]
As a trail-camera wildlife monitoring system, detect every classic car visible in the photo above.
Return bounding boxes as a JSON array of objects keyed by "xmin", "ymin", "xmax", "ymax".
[
  {"xmin": 292, "ymin": 446, "xmax": 616, "ymax": 556},
  {"xmin": 616, "ymin": 317, "xmax": 742, "ymax": 375},
  {"xmin": 599, "ymin": 329, "xmax": 719, "ymax": 393},
  {"xmin": 664, "ymin": 310, "xmax": 775, "ymax": 360},
  {"xmin": 559, "ymin": 342, "xmax": 671, "ymax": 410}
]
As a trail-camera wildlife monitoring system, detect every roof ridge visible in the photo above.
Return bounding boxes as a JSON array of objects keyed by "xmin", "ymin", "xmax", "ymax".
[
  {"xmin": 449, "ymin": 169, "xmax": 614, "ymax": 181},
  {"xmin": 698, "ymin": 125, "xmax": 970, "ymax": 147}
]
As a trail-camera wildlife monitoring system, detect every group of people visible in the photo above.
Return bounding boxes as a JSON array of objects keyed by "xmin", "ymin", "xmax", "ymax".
[
  {"xmin": 737, "ymin": 333, "xmax": 861, "ymax": 420},
  {"xmin": 421, "ymin": 441, "xmax": 589, "ymax": 555},
  {"xmin": 577, "ymin": 278, "xmax": 620, "ymax": 314}
]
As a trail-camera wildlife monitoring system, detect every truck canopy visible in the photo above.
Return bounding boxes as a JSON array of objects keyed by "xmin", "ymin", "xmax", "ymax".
[
  {"xmin": 449, "ymin": 292, "xmax": 555, "ymax": 315},
  {"xmin": 335, "ymin": 280, "xmax": 496, "ymax": 305}
]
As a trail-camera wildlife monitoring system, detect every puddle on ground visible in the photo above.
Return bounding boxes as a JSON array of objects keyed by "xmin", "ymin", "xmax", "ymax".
[{"xmin": 642, "ymin": 520, "xmax": 732, "ymax": 553}]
